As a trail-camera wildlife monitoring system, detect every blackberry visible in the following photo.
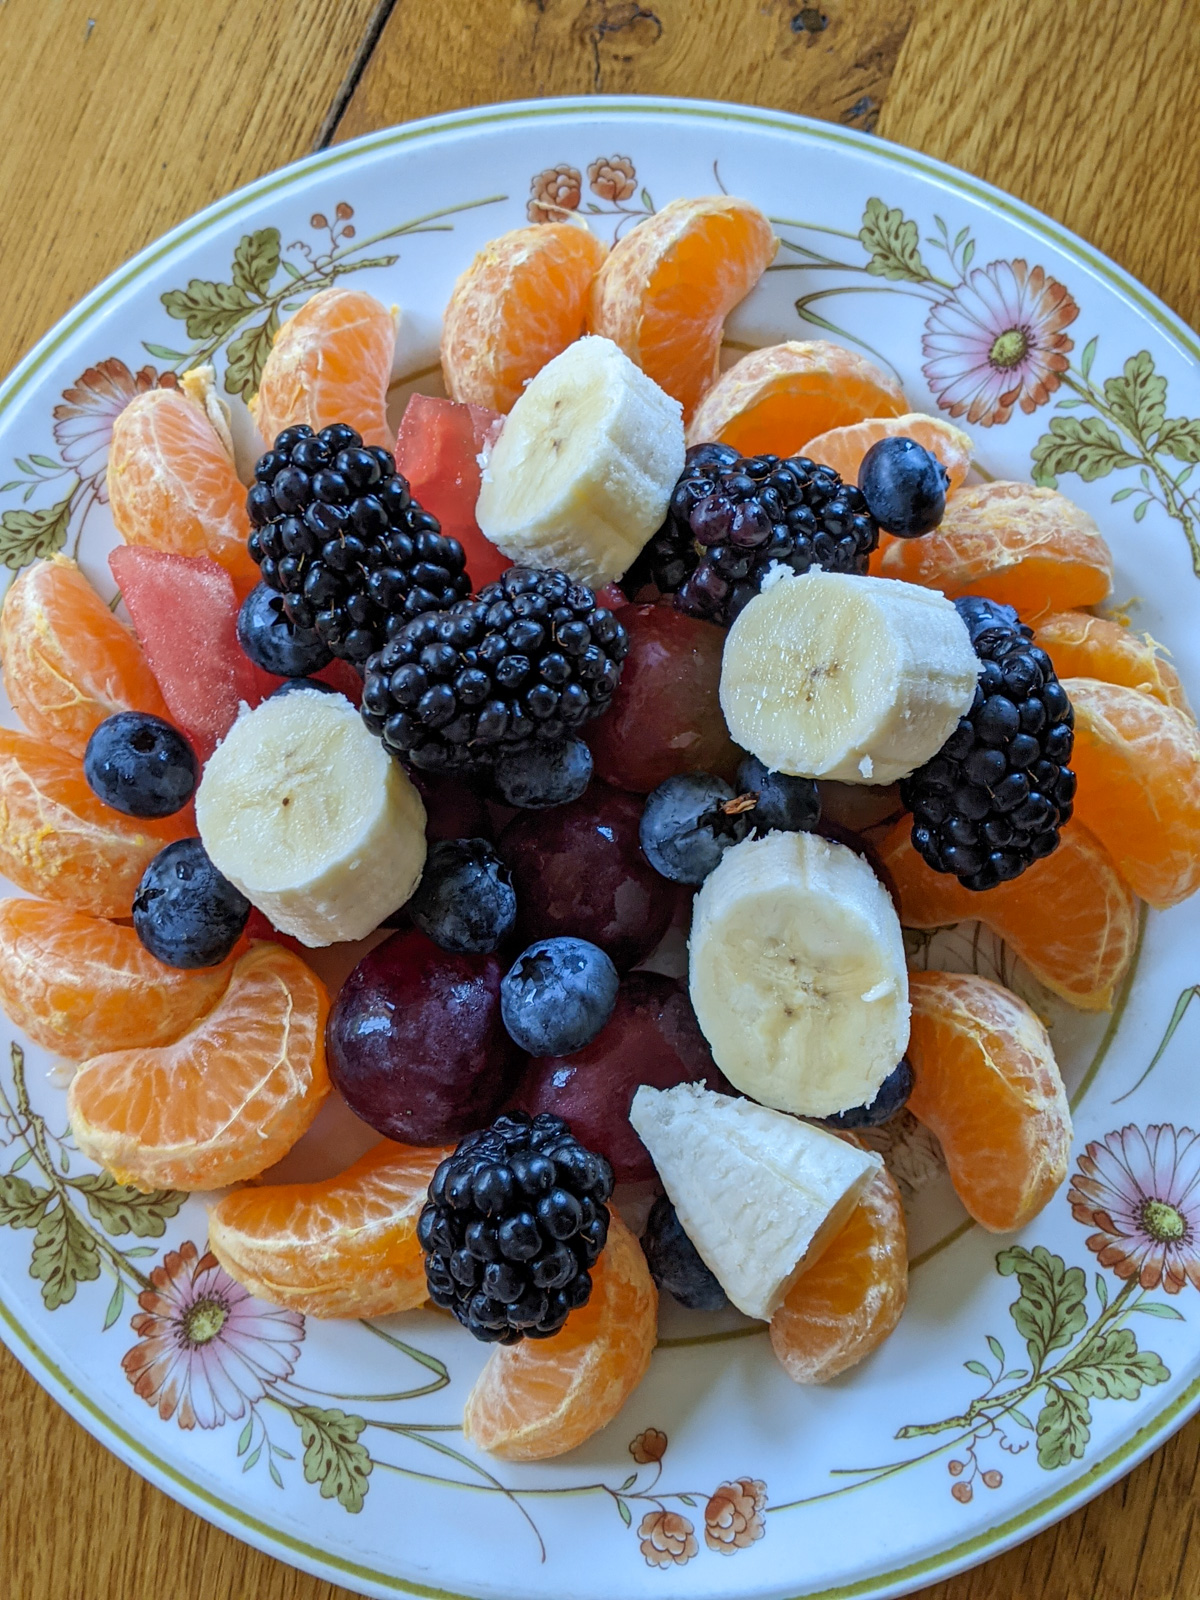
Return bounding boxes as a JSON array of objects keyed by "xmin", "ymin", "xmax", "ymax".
[
  {"xmin": 622, "ymin": 442, "xmax": 879, "ymax": 625},
  {"xmin": 418, "ymin": 1111, "xmax": 613, "ymax": 1343},
  {"xmin": 246, "ymin": 423, "xmax": 470, "ymax": 665},
  {"xmin": 360, "ymin": 566, "xmax": 629, "ymax": 773},
  {"xmin": 901, "ymin": 597, "xmax": 1077, "ymax": 891}
]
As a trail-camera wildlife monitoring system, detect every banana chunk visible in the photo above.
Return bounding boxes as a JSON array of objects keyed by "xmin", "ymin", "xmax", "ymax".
[
  {"xmin": 475, "ymin": 334, "xmax": 685, "ymax": 587},
  {"xmin": 720, "ymin": 569, "xmax": 980, "ymax": 785},
  {"xmin": 688, "ymin": 831, "xmax": 910, "ymax": 1117},
  {"xmin": 196, "ymin": 692, "xmax": 426, "ymax": 947},
  {"xmin": 630, "ymin": 1082, "xmax": 883, "ymax": 1319}
]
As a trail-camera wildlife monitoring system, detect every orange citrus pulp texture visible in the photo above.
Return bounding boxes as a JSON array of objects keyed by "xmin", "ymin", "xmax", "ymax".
[
  {"xmin": 0, "ymin": 898, "xmax": 234, "ymax": 1059},
  {"xmin": 442, "ymin": 222, "xmax": 608, "ymax": 414},
  {"xmin": 107, "ymin": 386, "xmax": 258, "ymax": 595},
  {"xmin": 0, "ymin": 556, "xmax": 170, "ymax": 756},
  {"xmin": 252, "ymin": 286, "xmax": 396, "ymax": 451},
  {"xmin": 208, "ymin": 1140, "xmax": 451, "ymax": 1319},
  {"xmin": 803, "ymin": 412, "xmax": 974, "ymax": 490},
  {"xmin": 462, "ymin": 1210, "xmax": 656, "ymax": 1461},
  {"xmin": 769, "ymin": 1160, "xmax": 907, "ymax": 1384},
  {"xmin": 68, "ymin": 942, "xmax": 330, "ymax": 1192},
  {"xmin": 1064, "ymin": 676, "xmax": 1200, "ymax": 908},
  {"xmin": 878, "ymin": 818, "xmax": 1137, "ymax": 1011},
  {"xmin": 1035, "ymin": 611, "xmax": 1193, "ymax": 718},
  {"xmin": 589, "ymin": 196, "xmax": 777, "ymax": 421},
  {"xmin": 906, "ymin": 971, "xmax": 1072, "ymax": 1232}
]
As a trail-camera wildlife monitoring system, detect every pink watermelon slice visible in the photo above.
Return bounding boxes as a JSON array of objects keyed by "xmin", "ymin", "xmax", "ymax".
[{"xmin": 395, "ymin": 394, "xmax": 509, "ymax": 589}]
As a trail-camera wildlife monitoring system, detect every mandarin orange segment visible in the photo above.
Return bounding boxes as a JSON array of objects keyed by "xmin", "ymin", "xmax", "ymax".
[
  {"xmin": 0, "ymin": 556, "xmax": 171, "ymax": 756},
  {"xmin": 802, "ymin": 412, "xmax": 974, "ymax": 491},
  {"xmin": 1063, "ymin": 676, "xmax": 1200, "ymax": 909},
  {"xmin": 1035, "ymin": 612, "xmax": 1193, "ymax": 719},
  {"xmin": 0, "ymin": 898, "xmax": 233, "ymax": 1059},
  {"xmin": 769, "ymin": 1161, "xmax": 907, "ymax": 1384},
  {"xmin": 0, "ymin": 729, "xmax": 192, "ymax": 918},
  {"xmin": 878, "ymin": 818, "xmax": 1137, "ymax": 1012},
  {"xmin": 463, "ymin": 1210, "xmax": 656, "ymax": 1461},
  {"xmin": 252, "ymin": 287, "xmax": 395, "ymax": 450},
  {"xmin": 588, "ymin": 196, "xmax": 776, "ymax": 421},
  {"xmin": 209, "ymin": 1140, "xmax": 449, "ymax": 1318},
  {"xmin": 687, "ymin": 340, "xmax": 906, "ymax": 458},
  {"xmin": 107, "ymin": 387, "xmax": 258, "ymax": 595},
  {"xmin": 906, "ymin": 970, "xmax": 1072, "ymax": 1232},
  {"xmin": 442, "ymin": 222, "xmax": 608, "ymax": 414},
  {"xmin": 878, "ymin": 481, "xmax": 1113, "ymax": 619},
  {"xmin": 68, "ymin": 941, "xmax": 330, "ymax": 1192}
]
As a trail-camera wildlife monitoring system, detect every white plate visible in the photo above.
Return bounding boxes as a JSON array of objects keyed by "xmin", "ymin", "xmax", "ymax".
[{"xmin": 2, "ymin": 95, "xmax": 1200, "ymax": 1600}]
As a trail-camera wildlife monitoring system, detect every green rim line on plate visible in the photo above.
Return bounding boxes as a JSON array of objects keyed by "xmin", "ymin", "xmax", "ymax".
[{"xmin": 0, "ymin": 96, "xmax": 1194, "ymax": 1600}]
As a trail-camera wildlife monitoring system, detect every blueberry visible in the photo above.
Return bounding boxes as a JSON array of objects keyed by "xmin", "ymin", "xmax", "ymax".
[
  {"xmin": 492, "ymin": 738, "xmax": 593, "ymax": 809},
  {"xmin": 858, "ymin": 437, "xmax": 949, "ymax": 538},
  {"xmin": 237, "ymin": 581, "xmax": 333, "ymax": 677},
  {"xmin": 639, "ymin": 773, "xmax": 751, "ymax": 884},
  {"xmin": 266, "ymin": 676, "xmax": 340, "ymax": 700},
  {"xmin": 821, "ymin": 1058, "xmax": 914, "ymax": 1130},
  {"xmin": 132, "ymin": 838, "xmax": 251, "ymax": 968},
  {"xmin": 736, "ymin": 755, "xmax": 821, "ymax": 834},
  {"xmin": 641, "ymin": 1195, "xmax": 728, "ymax": 1311},
  {"xmin": 83, "ymin": 713, "xmax": 197, "ymax": 819},
  {"xmin": 407, "ymin": 838, "xmax": 516, "ymax": 954},
  {"xmin": 500, "ymin": 937, "xmax": 618, "ymax": 1055},
  {"xmin": 952, "ymin": 595, "xmax": 1023, "ymax": 644}
]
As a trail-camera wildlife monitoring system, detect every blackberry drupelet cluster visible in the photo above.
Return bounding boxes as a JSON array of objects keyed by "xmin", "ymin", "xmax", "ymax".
[
  {"xmin": 360, "ymin": 566, "xmax": 629, "ymax": 773},
  {"xmin": 623, "ymin": 442, "xmax": 879, "ymax": 626},
  {"xmin": 418, "ymin": 1111, "xmax": 613, "ymax": 1343},
  {"xmin": 246, "ymin": 424, "xmax": 470, "ymax": 665},
  {"xmin": 901, "ymin": 597, "xmax": 1077, "ymax": 891}
]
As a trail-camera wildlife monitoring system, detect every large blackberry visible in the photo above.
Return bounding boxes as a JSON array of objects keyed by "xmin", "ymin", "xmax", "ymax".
[
  {"xmin": 622, "ymin": 442, "xmax": 878, "ymax": 625},
  {"xmin": 246, "ymin": 423, "xmax": 470, "ymax": 665},
  {"xmin": 418, "ymin": 1111, "xmax": 613, "ymax": 1343},
  {"xmin": 901, "ymin": 597, "xmax": 1077, "ymax": 891},
  {"xmin": 360, "ymin": 566, "xmax": 629, "ymax": 773}
]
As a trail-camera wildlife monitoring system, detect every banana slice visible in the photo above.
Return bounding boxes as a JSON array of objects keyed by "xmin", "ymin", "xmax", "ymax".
[
  {"xmin": 475, "ymin": 334, "xmax": 685, "ymax": 587},
  {"xmin": 689, "ymin": 830, "xmax": 909, "ymax": 1117},
  {"xmin": 196, "ymin": 692, "xmax": 426, "ymax": 946},
  {"xmin": 630, "ymin": 1082, "xmax": 883, "ymax": 1319},
  {"xmin": 720, "ymin": 569, "xmax": 979, "ymax": 785}
]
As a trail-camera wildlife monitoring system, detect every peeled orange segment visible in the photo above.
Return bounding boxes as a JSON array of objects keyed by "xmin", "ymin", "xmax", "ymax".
[
  {"xmin": 769, "ymin": 1161, "xmax": 907, "ymax": 1384},
  {"xmin": 878, "ymin": 481, "xmax": 1113, "ymax": 620},
  {"xmin": 0, "ymin": 556, "xmax": 171, "ymax": 757},
  {"xmin": 107, "ymin": 387, "xmax": 258, "ymax": 595},
  {"xmin": 442, "ymin": 222, "xmax": 608, "ymax": 414},
  {"xmin": 0, "ymin": 898, "xmax": 234, "ymax": 1059},
  {"xmin": 68, "ymin": 941, "xmax": 330, "ymax": 1192},
  {"xmin": 686, "ymin": 340, "xmax": 906, "ymax": 458},
  {"xmin": 802, "ymin": 412, "xmax": 974, "ymax": 491},
  {"xmin": 0, "ymin": 729, "xmax": 192, "ymax": 918},
  {"xmin": 906, "ymin": 970, "xmax": 1072, "ymax": 1233},
  {"xmin": 209, "ymin": 1140, "xmax": 449, "ymax": 1317},
  {"xmin": 588, "ymin": 196, "xmax": 776, "ymax": 421},
  {"xmin": 463, "ymin": 1211, "xmax": 656, "ymax": 1461},
  {"xmin": 1063, "ymin": 676, "xmax": 1200, "ymax": 909},
  {"xmin": 252, "ymin": 287, "xmax": 395, "ymax": 451},
  {"xmin": 878, "ymin": 818, "xmax": 1137, "ymax": 1012},
  {"xmin": 1035, "ymin": 612, "xmax": 1193, "ymax": 719}
]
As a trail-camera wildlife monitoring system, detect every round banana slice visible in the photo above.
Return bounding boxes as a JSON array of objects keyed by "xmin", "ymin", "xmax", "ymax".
[
  {"xmin": 719, "ymin": 569, "xmax": 980, "ymax": 785},
  {"xmin": 688, "ymin": 830, "xmax": 910, "ymax": 1117},
  {"xmin": 196, "ymin": 692, "xmax": 426, "ymax": 947}
]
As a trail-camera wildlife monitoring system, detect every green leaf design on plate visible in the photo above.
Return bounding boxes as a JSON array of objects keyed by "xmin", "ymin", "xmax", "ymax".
[
  {"xmin": 0, "ymin": 1172, "xmax": 52, "ymax": 1229},
  {"xmin": 224, "ymin": 310, "xmax": 280, "ymax": 400},
  {"xmin": 295, "ymin": 1405, "xmax": 372, "ymax": 1513},
  {"xmin": 859, "ymin": 198, "xmax": 930, "ymax": 283},
  {"xmin": 69, "ymin": 1171, "xmax": 186, "ymax": 1238},
  {"xmin": 1036, "ymin": 1383, "xmax": 1091, "ymax": 1469},
  {"xmin": 161, "ymin": 277, "xmax": 256, "ymax": 342},
  {"xmin": 1031, "ymin": 415, "xmax": 1138, "ymax": 487},
  {"xmin": 1155, "ymin": 417, "xmax": 1200, "ymax": 463},
  {"xmin": 30, "ymin": 1199, "xmax": 102, "ymax": 1310},
  {"xmin": 231, "ymin": 228, "xmax": 282, "ymax": 300},
  {"xmin": 997, "ymin": 1245, "xmax": 1087, "ymax": 1371},
  {"xmin": 0, "ymin": 492, "xmax": 73, "ymax": 569},
  {"xmin": 1059, "ymin": 1327, "xmax": 1170, "ymax": 1401},
  {"xmin": 1104, "ymin": 351, "xmax": 1166, "ymax": 441}
]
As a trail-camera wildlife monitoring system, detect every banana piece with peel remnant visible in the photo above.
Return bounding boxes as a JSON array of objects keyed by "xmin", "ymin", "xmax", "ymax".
[
  {"xmin": 196, "ymin": 690, "xmax": 426, "ymax": 947},
  {"xmin": 720, "ymin": 568, "xmax": 980, "ymax": 785}
]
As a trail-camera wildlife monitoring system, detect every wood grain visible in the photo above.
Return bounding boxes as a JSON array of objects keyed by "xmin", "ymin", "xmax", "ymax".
[{"xmin": 5, "ymin": 0, "xmax": 1200, "ymax": 1596}]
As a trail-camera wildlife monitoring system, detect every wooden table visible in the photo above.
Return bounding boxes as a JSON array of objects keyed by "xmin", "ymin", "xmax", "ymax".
[{"xmin": 2, "ymin": 1, "xmax": 1199, "ymax": 1595}]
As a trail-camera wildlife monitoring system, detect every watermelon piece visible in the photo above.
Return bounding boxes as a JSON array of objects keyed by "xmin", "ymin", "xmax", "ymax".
[
  {"xmin": 311, "ymin": 657, "xmax": 363, "ymax": 706},
  {"xmin": 395, "ymin": 394, "xmax": 510, "ymax": 589},
  {"xmin": 109, "ymin": 547, "xmax": 275, "ymax": 761}
]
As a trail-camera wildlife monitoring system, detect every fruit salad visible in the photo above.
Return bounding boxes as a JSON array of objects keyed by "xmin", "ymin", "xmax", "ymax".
[{"xmin": 2, "ymin": 195, "xmax": 1197, "ymax": 1466}]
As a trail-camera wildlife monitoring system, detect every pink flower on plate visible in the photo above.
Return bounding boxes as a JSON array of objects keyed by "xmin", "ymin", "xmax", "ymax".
[
  {"xmin": 52, "ymin": 357, "xmax": 175, "ymax": 501},
  {"xmin": 1069, "ymin": 1124, "xmax": 1200, "ymax": 1293},
  {"xmin": 122, "ymin": 1241, "xmax": 304, "ymax": 1429},
  {"xmin": 921, "ymin": 260, "xmax": 1078, "ymax": 427}
]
